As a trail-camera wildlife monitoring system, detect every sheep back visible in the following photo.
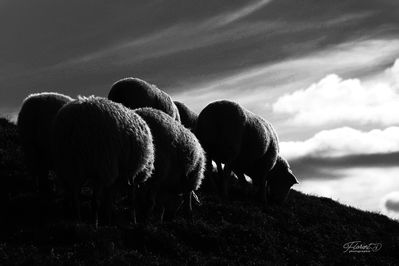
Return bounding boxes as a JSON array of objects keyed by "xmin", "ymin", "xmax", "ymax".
[
  {"xmin": 196, "ymin": 100, "xmax": 279, "ymax": 180},
  {"xmin": 196, "ymin": 100, "xmax": 246, "ymax": 164},
  {"xmin": 53, "ymin": 96, "xmax": 154, "ymax": 189},
  {"xmin": 108, "ymin": 77, "xmax": 180, "ymax": 122},
  {"xmin": 135, "ymin": 107, "xmax": 205, "ymax": 193},
  {"xmin": 17, "ymin": 92, "xmax": 73, "ymax": 172},
  {"xmin": 235, "ymin": 110, "xmax": 279, "ymax": 179}
]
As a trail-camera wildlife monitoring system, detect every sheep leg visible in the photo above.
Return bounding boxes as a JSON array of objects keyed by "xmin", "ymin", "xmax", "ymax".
[
  {"xmin": 192, "ymin": 191, "xmax": 201, "ymax": 206},
  {"xmin": 216, "ymin": 161, "xmax": 223, "ymax": 180},
  {"xmin": 204, "ymin": 158, "xmax": 217, "ymax": 193},
  {"xmin": 60, "ymin": 178, "xmax": 73, "ymax": 220},
  {"xmin": 237, "ymin": 172, "xmax": 247, "ymax": 186},
  {"xmin": 72, "ymin": 185, "xmax": 81, "ymax": 223},
  {"xmin": 102, "ymin": 177, "xmax": 124, "ymax": 226},
  {"xmin": 102, "ymin": 187, "xmax": 114, "ymax": 226},
  {"xmin": 183, "ymin": 191, "xmax": 193, "ymax": 224},
  {"xmin": 216, "ymin": 161, "xmax": 225, "ymax": 197},
  {"xmin": 128, "ymin": 184, "xmax": 138, "ymax": 224},
  {"xmin": 36, "ymin": 168, "xmax": 52, "ymax": 199},
  {"xmin": 258, "ymin": 176, "xmax": 268, "ymax": 209},
  {"xmin": 162, "ymin": 194, "xmax": 182, "ymax": 223},
  {"xmin": 237, "ymin": 172, "xmax": 249, "ymax": 194},
  {"xmin": 221, "ymin": 163, "xmax": 233, "ymax": 199},
  {"xmin": 142, "ymin": 187, "xmax": 157, "ymax": 222},
  {"xmin": 91, "ymin": 190, "xmax": 100, "ymax": 228},
  {"xmin": 91, "ymin": 184, "xmax": 104, "ymax": 228}
]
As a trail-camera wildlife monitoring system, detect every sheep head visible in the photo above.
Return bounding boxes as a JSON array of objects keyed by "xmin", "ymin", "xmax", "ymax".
[{"xmin": 266, "ymin": 155, "xmax": 299, "ymax": 204}]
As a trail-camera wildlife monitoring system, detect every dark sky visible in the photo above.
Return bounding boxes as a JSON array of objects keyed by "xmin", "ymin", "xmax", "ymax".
[{"xmin": 1, "ymin": 0, "xmax": 399, "ymax": 116}]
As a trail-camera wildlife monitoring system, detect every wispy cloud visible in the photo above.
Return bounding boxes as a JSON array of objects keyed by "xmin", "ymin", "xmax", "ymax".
[
  {"xmin": 62, "ymin": 11, "xmax": 378, "ymax": 75},
  {"xmin": 33, "ymin": 21, "xmax": 285, "ymax": 77},
  {"xmin": 52, "ymin": 1, "xmax": 275, "ymax": 69},
  {"xmin": 209, "ymin": 0, "xmax": 272, "ymax": 26},
  {"xmin": 174, "ymin": 39, "xmax": 399, "ymax": 120}
]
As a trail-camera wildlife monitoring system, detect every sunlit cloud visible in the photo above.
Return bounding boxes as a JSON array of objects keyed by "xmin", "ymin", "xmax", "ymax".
[
  {"xmin": 296, "ymin": 167, "xmax": 399, "ymax": 220},
  {"xmin": 384, "ymin": 57, "xmax": 399, "ymax": 85},
  {"xmin": 280, "ymin": 127, "xmax": 399, "ymax": 181},
  {"xmin": 273, "ymin": 59, "xmax": 399, "ymax": 127},
  {"xmin": 280, "ymin": 126, "xmax": 399, "ymax": 159}
]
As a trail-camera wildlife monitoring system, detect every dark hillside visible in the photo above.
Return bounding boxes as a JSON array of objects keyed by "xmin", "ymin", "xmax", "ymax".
[{"xmin": 0, "ymin": 117, "xmax": 398, "ymax": 265}]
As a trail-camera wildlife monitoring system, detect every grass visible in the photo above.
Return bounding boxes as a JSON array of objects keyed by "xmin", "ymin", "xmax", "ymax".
[{"xmin": 1, "ymin": 116, "xmax": 398, "ymax": 265}]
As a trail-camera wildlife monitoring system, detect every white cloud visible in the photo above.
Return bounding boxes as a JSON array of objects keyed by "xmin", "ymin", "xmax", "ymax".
[
  {"xmin": 384, "ymin": 58, "xmax": 399, "ymax": 85},
  {"xmin": 273, "ymin": 59, "xmax": 399, "ymax": 126},
  {"xmin": 280, "ymin": 126, "xmax": 399, "ymax": 159}
]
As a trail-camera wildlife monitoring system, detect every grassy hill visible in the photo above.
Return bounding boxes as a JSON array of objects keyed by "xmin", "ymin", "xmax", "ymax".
[{"xmin": 1, "ymin": 117, "xmax": 398, "ymax": 265}]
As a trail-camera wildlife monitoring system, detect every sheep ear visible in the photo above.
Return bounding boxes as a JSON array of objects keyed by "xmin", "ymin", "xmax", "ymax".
[
  {"xmin": 192, "ymin": 191, "xmax": 201, "ymax": 206},
  {"xmin": 289, "ymin": 172, "xmax": 299, "ymax": 185}
]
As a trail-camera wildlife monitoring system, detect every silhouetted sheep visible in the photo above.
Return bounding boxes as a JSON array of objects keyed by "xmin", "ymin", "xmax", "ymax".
[
  {"xmin": 174, "ymin": 101, "xmax": 198, "ymax": 131},
  {"xmin": 108, "ymin": 77, "xmax": 180, "ymax": 121},
  {"xmin": 171, "ymin": 101, "xmax": 215, "ymax": 193},
  {"xmin": 196, "ymin": 100, "xmax": 298, "ymax": 205},
  {"xmin": 134, "ymin": 107, "xmax": 205, "ymax": 222},
  {"xmin": 53, "ymin": 96, "xmax": 154, "ymax": 226},
  {"xmin": 17, "ymin": 92, "xmax": 73, "ymax": 197}
]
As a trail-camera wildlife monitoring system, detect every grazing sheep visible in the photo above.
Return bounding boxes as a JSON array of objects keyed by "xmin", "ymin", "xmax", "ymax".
[
  {"xmin": 172, "ymin": 101, "xmax": 219, "ymax": 193},
  {"xmin": 108, "ymin": 77, "xmax": 180, "ymax": 122},
  {"xmin": 196, "ymin": 100, "xmax": 298, "ymax": 206},
  {"xmin": 53, "ymin": 96, "xmax": 154, "ymax": 226},
  {"xmin": 174, "ymin": 101, "xmax": 198, "ymax": 131},
  {"xmin": 17, "ymin": 92, "xmax": 73, "ymax": 197},
  {"xmin": 134, "ymin": 107, "xmax": 205, "ymax": 222}
]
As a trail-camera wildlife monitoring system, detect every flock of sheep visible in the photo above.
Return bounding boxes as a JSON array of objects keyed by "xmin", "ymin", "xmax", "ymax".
[{"xmin": 17, "ymin": 77, "xmax": 299, "ymax": 226}]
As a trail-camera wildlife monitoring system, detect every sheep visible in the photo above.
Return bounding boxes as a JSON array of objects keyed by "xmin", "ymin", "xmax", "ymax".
[
  {"xmin": 52, "ymin": 96, "xmax": 154, "ymax": 226},
  {"xmin": 172, "ymin": 101, "xmax": 222, "ymax": 194},
  {"xmin": 17, "ymin": 92, "xmax": 73, "ymax": 197},
  {"xmin": 108, "ymin": 77, "xmax": 180, "ymax": 122},
  {"xmin": 173, "ymin": 101, "xmax": 198, "ymax": 131},
  {"xmin": 196, "ymin": 100, "xmax": 298, "ymax": 206},
  {"xmin": 134, "ymin": 107, "xmax": 206, "ymax": 223}
]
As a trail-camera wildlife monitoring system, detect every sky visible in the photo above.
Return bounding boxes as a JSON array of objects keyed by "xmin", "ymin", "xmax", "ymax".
[{"xmin": 1, "ymin": 0, "xmax": 399, "ymax": 219}]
